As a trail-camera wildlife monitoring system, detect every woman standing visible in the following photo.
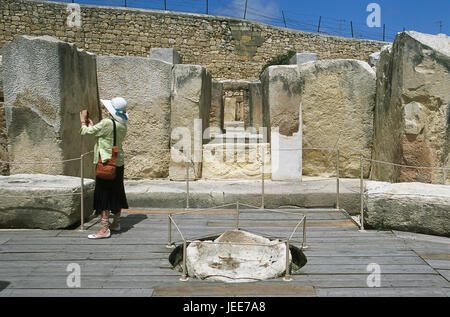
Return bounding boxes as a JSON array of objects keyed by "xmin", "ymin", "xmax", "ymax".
[{"xmin": 80, "ymin": 97, "xmax": 129, "ymax": 239}]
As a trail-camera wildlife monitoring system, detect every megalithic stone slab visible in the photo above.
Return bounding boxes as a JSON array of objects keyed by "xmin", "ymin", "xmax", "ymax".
[
  {"xmin": 298, "ymin": 59, "xmax": 376, "ymax": 178},
  {"xmin": 289, "ymin": 52, "xmax": 318, "ymax": 65},
  {"xmin": 150, "ymin": 48, "xmax": 182, "ymax": 64},
  {"xmin": 2, "ymin": 35, "xmax": 100, "ymax": 178},
  {"xmin": 365, "ymin": 181, "xmax": 450, "ymax": 236},
  {"xmin": 0, "ymin": 174, "xmax": 95, "ymax": 229},
  {"xmin": 170, "ymin": 64, "xmax": 212, "ymax": 180},
  {"xmin": 0, "ymin": 55, "xmax": 8, "ymax": 176},
  {"xmin": 372, "ymin": 31, "xmax": 450, "ymax": 184},
  {"xmin": 97, "ymin": 56, "xmax": 173, "ymax": 178}
]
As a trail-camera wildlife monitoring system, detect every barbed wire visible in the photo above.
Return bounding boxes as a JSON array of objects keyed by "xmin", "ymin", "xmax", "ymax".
[{"xmin": 41, "ymin": 0, "xmax": 442, "ymax": 42}]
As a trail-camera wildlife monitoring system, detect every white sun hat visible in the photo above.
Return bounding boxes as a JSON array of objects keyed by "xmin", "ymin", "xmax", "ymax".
[{"xmin": 100, "ymin": 97, "xmax": 129, "ymax": 124}]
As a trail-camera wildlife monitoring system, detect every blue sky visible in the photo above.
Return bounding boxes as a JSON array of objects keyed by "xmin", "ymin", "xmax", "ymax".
[{"xmin": 57, "ymin": 0, "xmax": 450, "ymax": 41}]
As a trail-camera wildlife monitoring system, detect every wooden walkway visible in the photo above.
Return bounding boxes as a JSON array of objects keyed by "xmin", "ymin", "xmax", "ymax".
[{"xmin": 0, "ymin": 208, "xmax": 449, "ymax": 297}]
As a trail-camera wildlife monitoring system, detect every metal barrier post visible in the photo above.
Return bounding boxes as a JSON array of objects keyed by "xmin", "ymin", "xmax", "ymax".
[
  {"xmin": 79, "ymin": 153, "xmax": 85, "ymax": 231},
  {"xmin": 166, "ymin": 214, "xmax": 175, "ymax": 249},
  {"xmin": 336, "ymin": 148, "xmax": 340, "ymax": 210},
  {"xmin": 261, "ymin": 145, "xmax": 265, "ymax": 209},
  {"xmin": 180, "ymin": 239, "xmax": 189, "ymax": 281},
  {"xmin": 360, "ymin": 155, "xmax": 365, "ymax": 232},
  {"xmin": 236, "ymin": 201, "xmax": 240, "ymax": 230},
  {"xmin": 283, "ymin": 240, "xmax": 292, "ymax": 281},
  {"xmin": 302, "ymin": 216, "xmax": 308, "ymax": 249},
  {"xmin": 186, "ymin": 160, "xmax": 190, "ymax": 209}
]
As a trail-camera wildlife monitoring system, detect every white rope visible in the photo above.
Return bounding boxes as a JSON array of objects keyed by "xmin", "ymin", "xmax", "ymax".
[{"xmin": 0, "ymin": 151, "xmax": 94, "ymax": 165}]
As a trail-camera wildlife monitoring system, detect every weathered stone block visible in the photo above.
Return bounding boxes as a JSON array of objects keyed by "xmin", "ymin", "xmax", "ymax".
[
  {"xmin": 210, "ymin": 81, "xmax": 223, "ymax": 132},
  {"xmin": 149, "ymin": 47, "xmax": 182, "ymax": 64},
  {"xmin": 365, "ymin": 181, "xmax": 450, "ymax": 237},
  {"xmin": 0, "ymin": 174, "xmax": 94, "ymax": 229},
  {"xmin": 298, "ymin": 60, "xmax": 375, "ymax": 178},
  {"xmin": 372, "ymin": 31, "xmax": 450, "ymax": 184},
  {"xmin": 3, "ymin": 35, "xmax": 100, "ymax": 178},
  {"xmin": 289, "ymin": 52, "xmax": 317, "ymax": 65},
  {"xmin": 186, "ymin": 230, "xmax": 290, "ymax": 283},
  {"xmin": 261, "ymin": 65, "xmax": 301, "ymax": 138},
  {"xmin": 202, "ymin": 142, "xmax": 271, "ymax": 180},
  {"xmin": 262, "ymin": 60, "xmax": 375, "ymax": 178},
  {"xmin": 96, "ymin": 56, "xmax": 172, "ymax": 178},
  {"xmin": 170, "ymin": 64, "xmax": 211, "ymax": 180}
]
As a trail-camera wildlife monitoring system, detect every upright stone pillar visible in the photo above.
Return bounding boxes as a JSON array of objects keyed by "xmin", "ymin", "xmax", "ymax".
[
  {"xmin": 97, "ymin": 56, "xmax": 173, "ymax": 178},
  {"xmin": 170, "ymin": 64, "xmax": 212, "ymax": 180},
  {"xmin": 2, "ymin": 35, "xmax": 100, "ymax": 178},
  {"xmin": 261, "ymin": 65, "xmax": 303, "ymax": 181}
]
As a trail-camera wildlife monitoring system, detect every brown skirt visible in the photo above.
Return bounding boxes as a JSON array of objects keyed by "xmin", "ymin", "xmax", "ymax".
[{"xmin": 93, "ymin": 165, "xmax": 129, "ymax": 215}]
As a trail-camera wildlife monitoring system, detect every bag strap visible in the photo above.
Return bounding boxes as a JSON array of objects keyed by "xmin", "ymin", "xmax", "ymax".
[{"xmin": 111, "ymin": 119, "xmax": 117, "ymax": 146}]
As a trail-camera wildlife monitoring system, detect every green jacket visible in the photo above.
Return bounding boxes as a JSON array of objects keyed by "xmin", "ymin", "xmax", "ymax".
[{"xmin": 80, "ymin": 118, "xmax": 127, "ymax": 166}]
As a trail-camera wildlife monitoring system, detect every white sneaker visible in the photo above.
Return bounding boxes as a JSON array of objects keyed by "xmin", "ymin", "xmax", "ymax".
[{"xmin": 88, "ymin": 229, "xmax": 111, "ymax": 239}]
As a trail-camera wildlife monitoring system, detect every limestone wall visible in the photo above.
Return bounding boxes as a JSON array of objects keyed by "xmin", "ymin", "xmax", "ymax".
[{"xmin": 0, "ymin": 0, "xmax": 387, "ymax": 80}]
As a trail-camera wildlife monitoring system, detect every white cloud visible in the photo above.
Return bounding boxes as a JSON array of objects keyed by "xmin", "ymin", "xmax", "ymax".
[{"xmin": 213, "ymin": 0, "xmax": 281, "ymax": 24}]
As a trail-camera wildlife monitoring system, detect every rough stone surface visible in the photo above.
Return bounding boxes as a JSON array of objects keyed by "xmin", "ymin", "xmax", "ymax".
[
  {"xmin": 262, "ymin": 60, "xmax": 376, "ymax": 178},
  {"xmin": 372, "ymin": 31, "xmax": 450, "ymax": 184},
  {"xmin": 0, "ymin": 174, "xmax": 95, "ymax": 229},
  {"xmin": 289, "ymin": 52, "xmax": 317, "ymax": 65},
  {"xmin": 3, "ymin": 35, "xmax": 100, "ymax": 178},
  {"xmin": 125, "ymin": 178, "xmax": 362, "ymax": 214},
  {"xmin": 96, "ymin": 56, "xmax": 172, "ymax": 179},
  {"xmin": 149, "ymin": 48, "xmax": 182, "ymax": 64},
  {"xmin": 365, "ymin": 181, "xmax": 450, "ymax": 237},
  {"xmin": 261, "ymin": 65, "xmax": 301, "ymax": 139},
  {"xmin": 0, "ymin": 55, "xmax": 8, "ymax": 176},
  {"xmin": 186, "ymin": 230, "xmax": 290, "ymax": 283},
  {"xmin": 210, "ymin": 81, "xmax": 224, "ymax": 132},
  {"xmin": 202, "ymin": 143, "xmax": 271, "ymax": 180},
  {"xmin": 0, "ymin": 0, "xmax": 387, "ymax": 80},
  {"xmin": 299, "ymin": 60, "xmax": 376, "ymax": 178},
  {"xmin": 169, "ymin": 64, "xmax": 212, "ymax": 180}
]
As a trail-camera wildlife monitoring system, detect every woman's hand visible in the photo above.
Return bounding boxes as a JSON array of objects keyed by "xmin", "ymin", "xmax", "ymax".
[
  {"xmin": 80, "ymin": 110, "xmax": 88, "ymax": 123},
  {"xmin": 87, "ymin": 119, "xmax": 94, "ymax": 127}
]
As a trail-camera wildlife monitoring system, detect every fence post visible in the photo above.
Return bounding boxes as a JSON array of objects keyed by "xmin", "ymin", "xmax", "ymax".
[
  {"xmin": 180, "ymin": 239, "xmax": 189, "ymax": 281},
  {"xmin": 166, "ymin": 214, "xmax": 175, "ymax": 248},
  {"xmin": 302, "ymin": 216, "xmax": 308, "ymax": 249},
  {"xmin": 360, "ymin": 155, "xmax": 365, "ymax": 231},
  {"xmin": 283, "ymin": 240, "xmax": 292, "ymax": 281},
  {"xmin": 186, "ymin": 160, "xmax": 190, "ymax": 209},
  {"xmin": 336, "ymin": 148, "xmax": 340, "ymax": 210},
  {"xmin": 261, "ymin": 145, "xmax": 265, "ymax": 209},
  {"xmin": 236, "ymin": 201, "xmax": 240, "ymax": 230},
  {"xmin": 79, "ymin": 153, "xmax": 85, "ymax": 231},
  {"xmin": 317, "ymin": 16, "xmax": 322, "ymax": 33}
]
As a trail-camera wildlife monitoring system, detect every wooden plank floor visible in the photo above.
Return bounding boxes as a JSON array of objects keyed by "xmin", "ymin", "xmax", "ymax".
[{"xmin": 0, "ymin": 208, "xmax": 448, "ymax": 297}]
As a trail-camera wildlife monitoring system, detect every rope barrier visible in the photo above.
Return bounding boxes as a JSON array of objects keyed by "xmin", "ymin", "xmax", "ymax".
[{"xmin": 0, "ymin": 151, "xmax": 94, "ymax": 165}]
